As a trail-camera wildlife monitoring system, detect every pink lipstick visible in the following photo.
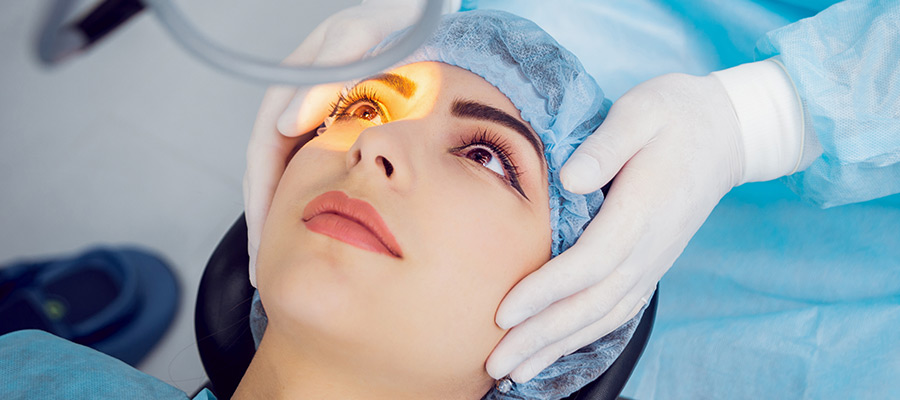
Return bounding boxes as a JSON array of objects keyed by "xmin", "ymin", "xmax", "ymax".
[{"xmin": 302, "ymin": 191, "xmax": 402, "ymax": 258}]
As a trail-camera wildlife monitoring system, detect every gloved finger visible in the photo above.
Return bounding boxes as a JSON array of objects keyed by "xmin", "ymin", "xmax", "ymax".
[
  {"xmin": 559, "ymin": 95, "xmax": 660, "ymax": 194},
  {"xmin": 494, "ymin": 240, "xmax": 623, "ymax": 330},
  {"xmin": 495, "ymin": 145, "xmax": 674, "ymax": 330},
  {"xmin": 491, "ymin": 148, "xmax": 679, "ymax": 376},
  {"xmin": 274, "ymin": 1, "xmax": 397, "ymax": 136},
  {"xmin": 488, "ymin": 263, "xmax": 646, "ymax": 379},
  {"xmin": 276, "ymin": 83, "xmax": 345, "ymax": 137},
  {"xmin": 276, "ymin": 1, "xmax": 382, "ymax": 67},
  {"xmin": 488, "ymin": 276, "xmax": 653, "ymax": 381},
  {"xmin": 505, "ymin": 292, "xmax": 650, "ymax": 383},
  {"xmin": 244, "ymin": 85, "xmax": 310, "ymax": 286}
]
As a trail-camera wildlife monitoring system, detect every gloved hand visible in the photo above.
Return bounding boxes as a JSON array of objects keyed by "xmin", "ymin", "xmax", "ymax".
[
  {"xmin": 243, "ymin": 0, "xmax": 432, "ymax": 287},
  {"xmin": 486, "ymin": 60, "xmax": 809, "ymax": 382}
]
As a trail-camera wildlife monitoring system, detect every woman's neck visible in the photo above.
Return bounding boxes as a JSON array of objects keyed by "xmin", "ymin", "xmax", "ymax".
[
  {"xmin": 231, "ymin": 326, "xmax": 488, "ymax": 400},
  {"xmin": 233, "ymin": 328, "xmax": 380, "ymax": 400}
]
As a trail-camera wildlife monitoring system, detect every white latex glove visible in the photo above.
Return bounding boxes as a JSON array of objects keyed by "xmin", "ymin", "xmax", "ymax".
[
  {"xmin": 486, "ymin": 60, "xmax": 813, "ymax": 382},
  {"xmin": 244, "ymin": 0, "xmax": 442, "ymax": 287}
]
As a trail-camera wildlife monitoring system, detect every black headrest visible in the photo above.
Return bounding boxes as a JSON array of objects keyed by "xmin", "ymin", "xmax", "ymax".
[
  {"xmin": 195, "ymin": 215, "xmax": 256, "ymax": 398},
  {"xmin": 195, "ymin": 215, "xmax": 656, "ymax": 399}
]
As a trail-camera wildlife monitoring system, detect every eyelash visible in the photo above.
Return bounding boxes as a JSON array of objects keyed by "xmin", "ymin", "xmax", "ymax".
[
  {"xmin": 328, "ymin": 86, "xmax": 387, "ymax": 122},
  {"xmin": 327, "ymin": 87, "xmax": 527, "ymax": 198}
]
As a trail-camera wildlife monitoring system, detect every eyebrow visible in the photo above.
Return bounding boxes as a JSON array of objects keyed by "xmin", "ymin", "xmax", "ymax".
[
  {"xmin": 451, "ymin": 99, "xmax": 545, "ymax": 163},
  {"xmin": 359, "ymin": 73, "xmax": 417, "ymax": 98}
]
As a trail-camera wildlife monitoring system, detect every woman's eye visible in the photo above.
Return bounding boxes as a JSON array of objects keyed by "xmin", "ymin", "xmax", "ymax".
[
  {"xmin": 463, "ymin": 146, "xmax": 506, "ymax": 177},
  {"xmin": 347, "ymin": 103, "xmax": 382, "ymax": 123}
]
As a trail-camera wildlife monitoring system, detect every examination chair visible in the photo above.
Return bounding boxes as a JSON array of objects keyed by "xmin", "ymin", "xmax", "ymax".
[{"xmin": 195, "ymin": 216, "xmax": 658, "ymax": 399}]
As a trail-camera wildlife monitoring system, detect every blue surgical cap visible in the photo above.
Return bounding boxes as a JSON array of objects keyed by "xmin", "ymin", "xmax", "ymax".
[{"xmin": 252, "ymin": 10, "xmax": 646, "ymax": 400}]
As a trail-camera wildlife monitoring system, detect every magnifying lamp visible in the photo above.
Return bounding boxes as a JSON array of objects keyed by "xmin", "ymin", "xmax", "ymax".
[{"xmin": 36, "ymin": 0, "xmax": 444, "ymax": 86}]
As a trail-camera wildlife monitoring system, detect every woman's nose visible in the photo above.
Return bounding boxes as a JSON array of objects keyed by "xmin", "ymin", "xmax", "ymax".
[{"xmin": 346, "ymin": 124, "xmax": 414, "ymax": 190}]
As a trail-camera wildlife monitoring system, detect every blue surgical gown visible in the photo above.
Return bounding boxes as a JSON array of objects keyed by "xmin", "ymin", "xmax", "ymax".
[
  {"xmin": 468, "ymin": 0, "xmax": 900, "ymax": 398},
  {"xmin": 0, "ymin": 330, "xmax": 216, "ymax": 400}
]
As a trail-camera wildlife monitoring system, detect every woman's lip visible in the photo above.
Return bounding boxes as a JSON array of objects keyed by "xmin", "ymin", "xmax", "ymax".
[{"xmin": 301, "ymin": 191, "xmax": 403, "ymax": 258}]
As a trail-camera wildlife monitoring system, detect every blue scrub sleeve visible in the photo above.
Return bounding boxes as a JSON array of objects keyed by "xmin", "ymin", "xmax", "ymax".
[
  {"xmin": 0, "ymin": 330, "xmax": 191, "ymax": 400},
  {"xmin": 756, "ymin": 0, "xmax": 900, "ymax": 207}
]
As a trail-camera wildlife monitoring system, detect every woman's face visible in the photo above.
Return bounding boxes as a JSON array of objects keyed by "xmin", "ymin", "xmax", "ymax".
[{"xmin": 256, "ymin": 62, "xmax": 551, "ymax": 392}]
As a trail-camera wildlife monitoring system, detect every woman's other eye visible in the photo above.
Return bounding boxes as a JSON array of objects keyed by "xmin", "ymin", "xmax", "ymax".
[
  {"xmin": 461, "ymin": 145, "xmax": 506, "ymax": 177},
  {"xmin": 452, "ymin": 130, "xmax": 527, "ymax": 199}
]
